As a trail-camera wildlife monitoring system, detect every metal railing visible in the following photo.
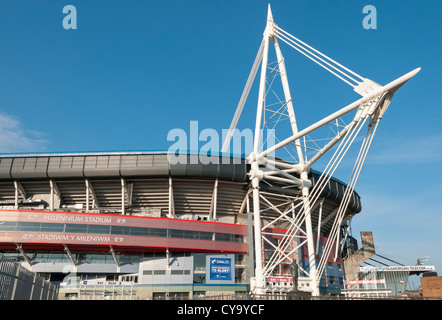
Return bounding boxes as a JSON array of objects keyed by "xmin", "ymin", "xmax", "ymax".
[
  {"xmin": 0, "ymin": 258, "xmax": 58, "ymax": 300},
  {"xmin": 193, "ymin": 292, "xmax": 441, "ymax": 301}
]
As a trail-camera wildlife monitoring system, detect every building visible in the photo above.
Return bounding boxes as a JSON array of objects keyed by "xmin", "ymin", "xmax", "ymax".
[
  {"xmin": 420, "ymin": 274, "xmax": 442, "ymax": 299},
  {"xmin": 342, "ymin": 231, "xmax": 436, "ymax": 298},
  {"xmin": 0, "ymin": 151, "xmax": 360, "ymax": 299}
]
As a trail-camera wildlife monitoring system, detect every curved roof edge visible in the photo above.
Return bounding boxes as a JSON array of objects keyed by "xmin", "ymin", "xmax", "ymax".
[
  {"xmin": 0, "ymin": 151, "xmax": 248, "ymax": 182},
  {"xmin": 0, "ymin": 151, "xmax": 361, "ymax": 213}
]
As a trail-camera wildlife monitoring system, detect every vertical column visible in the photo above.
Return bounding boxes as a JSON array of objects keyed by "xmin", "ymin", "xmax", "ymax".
[
  {"xmin": 85, "ymin": 179, "xmax": 90, "ymax": 211},
  {"xmin": 274, "ymin": 28, "xmax": 320, "ymax": 296},
  {"xmin": 168, "ymin": 177, "xmax": 175, "ymax": 218},
  {"xmin": 301, "ymin": 171, "xmax": 320, "ymax": 296},
  {"xmin": 211, "ymin": 179, "xmax": 219, "ymax": 221},
  {"xmin": 10, "ymin": 265, "xmax": 20, "ymax": 300},
  {"xmin": 121, "ymin": 178, "xmax": 126, "ymax": 215},
  {"xmin": 246, "ymin": 196, "xmax": 255, "ymax": 284},
  {"xmin": 250, "ymin": 8, "xmax": 272, "ymax": 295},
  {"xmin": 251, "ymin": 158, "xmax": 264, "ymax": 294}
]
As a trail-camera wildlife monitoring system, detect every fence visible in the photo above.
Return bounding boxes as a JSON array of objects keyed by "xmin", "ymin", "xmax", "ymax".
[
  {"xmin": 0, "ymin": 258, "xmax": 58, "ymax": 300},
  {"xmin": 194, "ymin": 292, "xmax": 441, "ymax": 301}
]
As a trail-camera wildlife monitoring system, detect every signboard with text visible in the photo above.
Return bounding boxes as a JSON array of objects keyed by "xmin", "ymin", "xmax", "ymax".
[
  {"xmin": 209, "ymin": 257, "xmax": 232, "ymax": 281},
  {"xmin": 205, "ymin": 254, "xmax": 235, "ymax": 284}
]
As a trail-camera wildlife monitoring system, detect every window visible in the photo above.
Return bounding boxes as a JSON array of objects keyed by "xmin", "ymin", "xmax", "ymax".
[
  {"xmin": 193, "ymin": 254, "xmax": 206, "ymax": 271},
  {"xmin": 184, "ymin": 230, "xmax": 199, "ymax": 240},
  {"xmin": 171, "ymin": 270, "xmax": 184, "ymax": 275},
  {"xmin": 87, "ymin": 225, "xmax": 110, "ymax": 234},
  {"xmin": 169, "ymin": 229, "xmax": 184, "ymax": 238},
  {"xmin": 111, "ymin": 226, "xmax": 130, "ymax": 235},
  {"xmin": 130, "ymin": 227, "xmax": 149, "ymax": 237},
  {"xmin": 143, "ymin": 270, "xmax": 153, "ymax": 275},
  {"xmin": 41, "ymin": 223, "xmax": 64, "ymax": 232},
  {"xmin": 65, "ymin": 224, "xmax": 88, "ymax": 233},
  {"xmin": 153, "ymin": 270, "xmax": 166, "ymax": 275},
  {"xmin": 0, "ymin": 222, "xmax": 17, "ymax": 231},
  {"xmin": 16, "ymin": 222, "xmax": 41, "ymax": 232},
  {"xmin": 51, "ymin": 253, "xmax": 68, "ymax": 263},
  {"xmin": 77, "ymin": 253, "xmax": 88, "ymax": 263},
  {"xmin": 121, "ymin": 275, "xmax": 138, "ymax": 283},
  {"xmin": 171, "ymin": 270, "xmax": 191, "ymax": 275},
  {"xmin": 149, "ymin": 228, "xmax": 167, "ymax": 237},
  {"xmin": 106, "ymin": 275, "xmax": 118, "ymax": 282},
  {"xmin": 89, "ymin": 253, "xmax": 109, "ymax": 263},
  {"xmin": 199, "ymin": 232, "xmax": 213, "ymax": 241},
  {"xmin": 118, "ymin": 253, "xmax": 140, "ymax": 264},
  {"xmin": 215, "ymin": 233, "xmax": 231, "ymax": 242}
]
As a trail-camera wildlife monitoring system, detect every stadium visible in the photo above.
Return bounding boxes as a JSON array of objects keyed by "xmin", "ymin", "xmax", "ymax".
[
  {"xmin": 0, "ymin": 151, "xmax": 360, "ymax": 299},
  {"xmin": 0, "ymin": 6, "xmax": 422, "ymax": 300}
]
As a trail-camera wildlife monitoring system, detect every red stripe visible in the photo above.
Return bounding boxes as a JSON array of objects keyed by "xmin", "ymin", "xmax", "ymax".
[{"xmin": 0, "ymin": 209, "xmax": 246, "ymax": 228}]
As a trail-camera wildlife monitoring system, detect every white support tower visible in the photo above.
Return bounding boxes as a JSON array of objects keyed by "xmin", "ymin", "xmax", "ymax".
[{"xmin": 222, "ymin": 5, "xmax": 420, "ymax": 296}]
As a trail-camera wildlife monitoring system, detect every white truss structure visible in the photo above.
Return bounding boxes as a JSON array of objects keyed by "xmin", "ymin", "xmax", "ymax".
[{"xmin": 222, "ymin": 5, "xmax": 420, "ymax": 296}]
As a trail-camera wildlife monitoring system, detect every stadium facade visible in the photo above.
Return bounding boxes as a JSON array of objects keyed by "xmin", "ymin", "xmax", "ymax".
[{"xmin": 0, "ymin": 151, "xmax": 360, "ymax": 299}]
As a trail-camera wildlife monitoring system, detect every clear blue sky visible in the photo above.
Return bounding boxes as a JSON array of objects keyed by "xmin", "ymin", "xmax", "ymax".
[{"xmin": 0, "ymin": 1, "xmax": 441, "ymax": 288}]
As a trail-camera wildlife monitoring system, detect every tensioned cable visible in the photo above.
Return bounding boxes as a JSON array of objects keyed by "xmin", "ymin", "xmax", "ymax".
[
  {"xmin": 262, "ymin": 201, "xmax": 308, "ymax": 275},
  {"xmin": 332, "ymin": 121, "xmax": 378, "ymax": 260},
  {"xmin": 276, "ymin": 26, "xmax": 365, "ymax": 84},
  {"xmin": 306, "ymin": 117, "xmax": 367, "ymax": 213},
  {"xmin": 374, "ymin": 254, "xmax": 405, "ymax": 266},
  {"xmin": 305, "ymin": 117, "xmax": 369, "ymax": 279},
  {"xmin": 318, "ymin": 123, "xmax": 376, "ymax": 272},
  {"xmin": 317, "ymin": 118, "xmax": 380, "ymax": 279},
  {"xmin": 265, "ymin": 115, "xmax": 367, "ymax": 274},
  {"xmin": 276, "ymin": 33, "xmax": 357, "ymax": 88}
]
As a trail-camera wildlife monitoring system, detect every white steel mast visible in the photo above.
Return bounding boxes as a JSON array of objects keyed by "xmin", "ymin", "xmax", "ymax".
[{"xmin": 222, "ymin": 5, "xmax": 420, "ymax": 296}]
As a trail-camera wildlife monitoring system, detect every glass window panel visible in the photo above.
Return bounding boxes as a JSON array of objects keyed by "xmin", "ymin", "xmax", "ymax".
[
  {"xmin": 119, "ymin": 253, "xmax": 140, "ymax": 264},
  {"xmin": 51, "ymin": 253, "xmax": 66, "ymax": 263},
  {"xmin": 16, "ymin": 222, "xmax": 41, "ymax": 232},
  {"xmin": 87, "ymin": 225, "xmax": 110, "ymax": 234},
  {"xmin": 215, "ymin": 233, "xmax": 231, "ymax": 242},
  {"xmin": 111, "ymin": 226, "xmax": 131, "ymax": 235},
  {"xmin": 169, "ymin": 229, "xmax": 184, "ymax": 238},
  {"xmin": 184, "ymin": 230, "xmax": 199, "ymax": 240},
  {"xmin": 76, "ymin": 253, "xmax": 87, "ymax": 263},
  {"xmin": 90, "ymin": 253, "xmax": 109, "ymax": 263},
  {"xmin": 40, "ymin": 223, "xmax": 65, "ymax": 232},
  {"xmin": 149, "ymin": 228, "xmax": 167, "ymax": 238},
  {"xmin": 65, "ymin": 224, "xmax": 88, "ymax": 233},
  {"xmin": 130, "ymin": 227, "xmax": 149, "ymax": 237},
  {"xmin": 1, "ymin": 252, "xmax": 20, "ymax": 260},
  {"xmin": 171, "ymin": 270, "xmax": 184, "ymax": 275},
  {"xmin": 199, "ymin": 232, "xmax": 213, "ymax": 241},
  {"xmin": 193, "ymin": 253, "xmax": 206, "ymax": 271},
  {"xmin": 0, "ymin": 221, "xmax": 17, "ymax": 231},
  {"xmin": 153, "ymin": 270, "xmax": 166, "ymax": 275}
]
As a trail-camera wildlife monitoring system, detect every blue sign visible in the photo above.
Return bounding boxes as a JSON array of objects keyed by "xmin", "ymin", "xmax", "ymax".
[{"xmin": 209, "ymin": 257, "xmax": 232, "ymax": 281}]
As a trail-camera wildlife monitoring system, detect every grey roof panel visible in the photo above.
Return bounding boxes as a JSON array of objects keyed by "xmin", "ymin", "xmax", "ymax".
[
  {"xmin": 0, "ymin": 158, "xmax": 13, "ymax": 179},
  {"xmin": 83, "ymin": 155, "xmax": 121, "ymax": 178},
  {"xmin": 10, "ymin": 157, "xmax": 49, "ymax": 180},
  {"xmin": 47, "ymin": 156, "xmax": 85, "ymax": 178}
]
